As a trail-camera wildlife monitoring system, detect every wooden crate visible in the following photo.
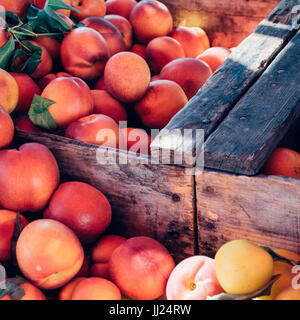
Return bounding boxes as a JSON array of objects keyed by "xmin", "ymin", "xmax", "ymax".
[{"xmin": 16, "ymin": 0, "xmax": 300, "ymax": 262}]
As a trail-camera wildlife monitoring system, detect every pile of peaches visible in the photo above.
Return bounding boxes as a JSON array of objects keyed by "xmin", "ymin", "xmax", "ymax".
[{"xmin": 0, "ymin": 0, "xmax": 233, "ymax": 154}]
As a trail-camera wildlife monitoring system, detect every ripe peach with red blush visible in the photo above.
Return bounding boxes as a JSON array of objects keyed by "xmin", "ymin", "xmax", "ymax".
[
  {"xmin": 106, "ymin": 0, "xmax": 137, "ymax": 19},
  {"xmin": 197, "ymin": 47, "xmax": 231, "ymax": 72},
  {"xmin": 121, "ymin": 127, "xmax": 152, "ymax": 155},
  {"xmin": 71, "ymin": 0, "xmax": 106, "ymax": 20},
  {"xmin": 0, "ymin": 106, "xmax": 14, "ymax": 149}
]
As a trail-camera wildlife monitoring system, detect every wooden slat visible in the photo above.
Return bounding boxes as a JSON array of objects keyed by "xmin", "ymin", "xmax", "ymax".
[
  {"xmin": 204, "ymin": 30, "xmax": 300, "ymax": 175},
  {"xmin": 16, "ymin": 130, "xmax": 195, "ymax": 263},
  {"xmin": 151, "ymin": 0, "xmax": 300, "ymax": 167},
  {"xmin": 196, "ymin": 169, "xmax": 300, "ymax": 256}
]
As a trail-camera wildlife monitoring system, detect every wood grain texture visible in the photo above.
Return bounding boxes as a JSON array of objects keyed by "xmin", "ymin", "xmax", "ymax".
[
  {"xmin": 151, "ymin": 0, "xmax": 300, "ymax": 167},
  {"xmin": 16, "ymin": 130, "xmax": 195, "ymax": 263},
  {"xmin": 204, "ymin": 30, "xmax": 300, "ymax": 175},
  {"xmin": 161, "ymin": 0, "xmax": 280, "ymax": 47},
  {"xmin": 196, "ymin": 169, "xmax": 300, "ymax": 256}
]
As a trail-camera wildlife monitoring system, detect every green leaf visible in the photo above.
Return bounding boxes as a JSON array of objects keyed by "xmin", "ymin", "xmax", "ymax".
[
  {"xmin": 262, "ymin": 246, "xmax": 298, "ymax": 266},
  {"xmin": 5, "ymin": 11, "xmax": 23, "ymax": 27},
  {"xmin": 46, "ymin": 0, "xmax": 80, "ymax": 13},
  {"xmin": 0, "ymin": 36, "xmax": 15, "ymax": 69},
  {"xmin": 29, "ymin": 94, "xmax": 58, "ymax": 131}
]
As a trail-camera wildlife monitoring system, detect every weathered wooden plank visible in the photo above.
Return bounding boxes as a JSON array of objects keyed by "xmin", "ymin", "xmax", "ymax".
[
  {"xmin": 161, "ymin": 0, "xmax": 280, "ymax": 47},
  {"xmin": 196, "ymin": 169, "xmax": 300, "ymax": 256},
  {"xmin": 151, "ymin": 0, "xmax": 300, "ymax": 167},
  {"xmin": 204, "ymin": 30, "xmax": 300, "ymax": 175},
  {"xmin": 16, "ymin": 130, "xmax": 195, "ymax": 262}
]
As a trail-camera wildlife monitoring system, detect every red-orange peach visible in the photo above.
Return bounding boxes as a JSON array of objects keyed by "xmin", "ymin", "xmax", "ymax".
[
  {"xmin": 94, "ymin": 77, "xmax": 107, "ymax": 90},
  {"xmin": 76, "ymin": 255, "xmax": 90, "ymax": 277},
  {"xmin": 121, "ymin": 127, "xmax": 152, "ymax": 155},
  {"xmin": 40, "ymin": 77, "xmax": 94, "ymax": 128},
  {"xmin": 90, "ymin": 263, "xmax": 110, "ymax": 279},
  {"xmin": 0, "ymin": 0, "xmax": 32, "ymax": 20},
  {"xmin": 16, "ymin": 219, "xmax": 84, "ymax": 290},
  {"xmin": 44, "ymin": 181, "xmax": 112, "ymax": 243},
  {"xmin": 34, "ymin": 0, "xmax": 72, "ymax": 16},
  {"xmin": 109, "ymin": 236, "xmax": 175, "ymax": 300},
  {"xmin": 171, "ymin": 26, "xmax": 210, "ymax": 58},
  {"xmin": 0, "ymin": 105, "xmax": 14, "ymax": 149},
  {"xmin": 36, "ymin": 36, "xmax": 61, "ymax": 60},
  {"xmin": 60, "ymin": 27, "xmax": 110, "ymax": 80},
  {"xmin": 92, "ymin": 90, "xmax": 127, "ymax": 124},
  {"xmin": 130, "ymin": 43, "xmax": 146, "ymax": 59},
  {"xmin": 197, "ymin": 47, "xmax": 231, "ymax": 72},
  {"xmin": 0, "ymin": 28, "xmax": 9, "ymax": 48},
  {"xmin": 0, "ymin": 279, "xmax": 46, "ymax": 300},
  {"xmin": 166, "ymin": 256, "xmax": 224, "ymax": 300},
  {"xmin": 81, "ymin": 17, "xmax": 126, "ymax": 56},
  {"xmin": 71, "ymin": 0, "xmax": 106, "ymax": 20},
  {"xmin": 160, "ymin": 58, "xmax": 213, "ymax": 99},
  {"xmin": 38, "ymin": 72, "xmax": 73, "ymax": 91},
  {"xmin": 9, "ymin": 73, "xmax": 41, "ymax": 113},
  {"xmin": 146, "ymin": 36, "xmax": 185, "ymax": 74},
  {"xmin": 105, "ymin": 14, "xmax": 133, "ymax": 50},
  {"xmin": 57, "ymin": 12, "xmax": 75, "ymax": 29},
  {"xmin": 104, "ymin": 52, "xmax": 151, "ymax": 103},
  {"xmin": 0, "ymin": 210, "xmax": 28, "ymax": 263},
  {"xmin": 129, "ymin": 0, "xmax": 173, "ymax": 44},
  {"xmin": 0, "ymin": 68, "xmax": 19, "ymax": 113},
  {"xmin": 135, "ymin": 80, "xmax": 188, "ymax": 128},
  {"xmin": 72, "ymin": 277, "xmax": 122, "ymax": 300},
  {"xmin": 14, "ymin": 115, "xmax": 40, "ymax": 133},
  {"xmin": 0, "ymin": 143, "xmax": 60, "ymax": 212},
  {"xmin": 58, "ymin": 277, "xmax": 86, "ymax": 300},
  {"xmin": 106, "ymin": 0, "xmax": 137, "ymax": 19}
]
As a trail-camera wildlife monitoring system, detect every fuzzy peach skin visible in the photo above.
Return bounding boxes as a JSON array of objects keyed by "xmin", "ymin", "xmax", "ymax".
[
  {"xmin": 60, "ymin": 27, "xmax": 110, "ymax": 80},
  {"xmin": 16, "ymin": 219, "xmax": 84, "ymax": 290},
  {"xmin": 59, "ymin": 277, "xmax": 86, "ymax": 300},
  {"xmin": 0, "ymin": 143, "xmax": 60, "ymax": 212},
  {"xmin": 0, "ymin": 68, "xmax": 19, "ymax": 113},
  {"xmin": 130, "ymin": 44, "xmax": 146, "ymax": 59},
  {"xmin": 135, "ymin": 80, "xmax": 188, "ymax": 129},
  {"xmin": 92, "ymin": 90, "xmax": 127, "ymax": 124},
  {"xmin": 38, "ymin": 72, "xmax": 73, "ymax": 91},
  {"xmin": 197, "ymin": 47, "xmax": 231, "ymax": 73},
  {"xmin": 0, "ymin": 280, "xmax": 47, "ymax": 300},
  {"xmin": 171, "ymin": 26, "xmax": 210, "ymax": 58},
  {"xmin": 71, "ymin": 0, "xmax": 106, "ymax": 21},
  {"xmin": 0, "ymin": 210, "xmax": 28, "ymax": 263},
  {"xmin": 81, "ymin": 17, "xmax": 126, "ymax": 56},
  {"xmin": 14, "ymin": 115, "xmax": 40, "ymax": 133},
  {"xmin": 160, "ymin": 58, "xmax": 213, "ymax": 100},
  {"xmin": 0, "ymin": 0, "xmax": 32, "ymax": 20},
  {"xmin": 105, "ymin": 14, "xmax": 133, "ymax": 50},
  {"xmin": 0, "ymin": 105, "xmax": 14, "ymax": 149},
  {"xmin": 166, "ymin": 256, "xmax": 224, "ymax": 300},
  {"xmin": 104, "ymin": 52, "xmax": 151, "ymax": 103},
  {"xmin": 41, "ymin": 77, "xmax": 94, "ymax": 128},
  {"xmin": 9, "ymin": 73, "xmax": 41, "ymax": 113},
  {"xmin": 72, "ymin": 277, "xmax": 122, "ymax": 300},
  {"xmin": 145, "ymin": 36, "xmax": 185, "ymax": 74},
  {"xmin": 109, "ymin": 236, "xmax": 175, "ymax": 300},
  {"xmin": 44, "ymin": 181, "xmax": 112, "ymax": 244},
  {"xmin": 106, "ymin": 0, "xmax": 137, "ymax": 19},
  {"xmin": 129, "ymin": 0, "xmax": 173, "ymax": 44},
  {"xmin": 121, "ymin": 127, "xmax": 152, "ymax": 155}
]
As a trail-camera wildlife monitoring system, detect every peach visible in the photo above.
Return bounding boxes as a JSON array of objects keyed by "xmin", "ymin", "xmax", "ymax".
[
  {"xmin": 71, "ymin": 0, "xmax": 106, "ymax": 20},
  {"xmin": 121, "ymin": 127, "xmax": 152, "ymax": 155},
  {"xmin": 14, "ymin": 115, "xmax": 40, "ymax": 133},
  {"xmin": 263, "ymin": 148, "xmax": 300, "ymax": 179},
  {"xmin": 59, "ymin": 277, "xmax": 86, "ymax": 300},
  {"xmin": 0, "ymin": 279, "xmax": 46, "ymax": 300},
  {"xmin": 145, "ymin": 36, "xmax": 185, "ymax": 74},
  {"xmin": 72, "ymin": 277, "xmax": 122, "ymax": 300},
  {"xmin": 109, "ymin": 236, "xmax": 175, "ymax": 300},
  {"xmin": 273, "ymin": 249, "xmax": 300, "ymax": 275},
  {"xmin": 60, "ymin": 27, "xmax": 110, "ymax": 80},
  {"xmin": 65, "ymin": 114, "xmax": 122, "ymax": 149},
  {"xmin": 16, "ymin": 219, "xmax": 84, "ymax": 290},
  {"xmin": 104, "ymin": 52, "xmax": 151, "ymax": 103},
  {"xmin": 44, "ymin": 181, "xmax": 112, "ymax": 243},
  {"xmin": 106, "ymin": 0, "xmax": 137, "ymax": 19},
  {"xmin": 0, "ymin": 143, "xmax": 60, "ymax": 212},
  {"xmin": 0, "ymin": 68, "xmax": 19, "ymax": 113},
  {"xmin": 90, "ymin": 263, "xmax": 110, "ymax": 279},
  {"xmin": 0, "ymin": 0, "xmax": 32, "ymax": 20},
  {"xmin": 0, "ymin": 28, "xmax": 9, "ymax": 48},
  {"xmin": 166, "ymin": 256, "xmax": 224, "ymax": 300},
  {"xmin": 38, "ymin": 72, "xmax": 73, "ymax": 91},
  {"xmin": 76, "ymin": 255, "xmax": 90, "ymax": 277},
  {"xmin": 135, "ymin": 80, "xmax": 188, "ymax": 128},
  {"xmin": 94, "ymin": 77, "xmax": 107, "ymax": 90},
  {"xmin": 34, "ymin": 0, "xmax": 72, "ymax": 16},
  {"xmin": 171, "ymin": 26, "xmax": 210, "ymax": 58},
  {"xmin": 92, "ymin": 235, "xmax": 127, "ymax": 263},
  {"xmin": 57, "ymin": 12, "xmax": 75, "ymax": 29},
  {"xmin": 38, "ymin": 77, "xmax": 94, "ymax": 129},
  {"xmin": 129, "ymin": 0, "xmax": 173, "ymax": 44},
  {"xmin": 197, "ymin": 47, "xmax": 231, "ymax": 72},
  {"xmin": 130, "ymin": 43, "xmax": 146, "ymax": 59},
  {"xmin": 160, "ymin": 58, "xmax": 213, "ymax": 99},
  {"xmin": 9, "ymin": 73, "xmax": 41, "ymax": 113},
  {"xmin": 151, "ymin": 75, "xmax": 160, "ymax": 82},
  {"xmin": 0, "ymin": 105, "xmax": 14, "ymax": 149},
  {"xmin": 36, "ymin": 36, "xmax": 61, "ymax": 60},
  {"xmin": 92, "ymin": 89, "xmax": 127, "ymax": 124},
  {"xmin": 81, "ymin": 17, "xmax": 126, "ymax": 56},
  {"xmin": 105, "ymin": 14, "xmax": 133, "ymax": 50},
  {"xmin": 0, "ymin": 210, "xmax": 28, "ymax": 263}
]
